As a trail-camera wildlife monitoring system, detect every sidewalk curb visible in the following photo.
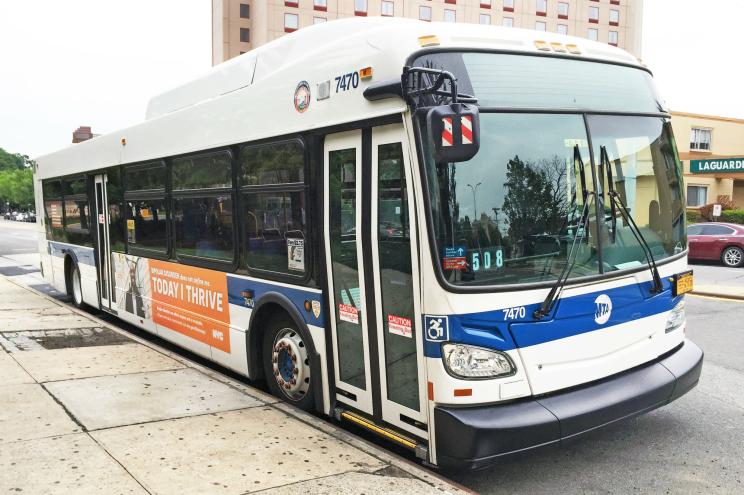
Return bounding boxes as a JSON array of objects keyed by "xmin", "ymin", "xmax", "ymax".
[
  {"xmin": 2, "ymin": 275, "xmax": 475, "ymax": 495},
  {"xmin": 690, "ymin": 289, "xmax": 744, "ymax": 301}
]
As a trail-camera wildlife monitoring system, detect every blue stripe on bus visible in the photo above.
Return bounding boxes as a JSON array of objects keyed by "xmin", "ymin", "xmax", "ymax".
[
  {"xmin": 423, "ymin": 278, "xmax": 681, "ymax": 358},
  {"xmin": 48, "ymin": 241, "xmax": 96, "ymax": 266},
  {"xmin": 226, "ymin": 275, "xmax": 325, "ymax": 327}
]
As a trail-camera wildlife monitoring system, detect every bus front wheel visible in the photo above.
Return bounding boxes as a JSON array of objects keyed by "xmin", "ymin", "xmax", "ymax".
[{"xmin": 262, "ymin": 315, "xmax": 315, "ymax": 411}]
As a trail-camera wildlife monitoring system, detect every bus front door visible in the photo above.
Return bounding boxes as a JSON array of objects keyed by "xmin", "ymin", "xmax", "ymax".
[
  {"xmin": 324, "ymin": 125, "xmax": 428, "ymax": 440},
  {"xmin": 93, "ymin": 174, "xmax": 114, "ymax": 312}
]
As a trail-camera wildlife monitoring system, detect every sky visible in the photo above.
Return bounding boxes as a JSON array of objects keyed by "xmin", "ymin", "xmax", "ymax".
[{"xmin": 0, "ymin": 0, "xmax": 741, "ymax": 158}]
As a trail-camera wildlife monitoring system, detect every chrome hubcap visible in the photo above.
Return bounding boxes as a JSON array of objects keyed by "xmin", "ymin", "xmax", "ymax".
[
  {"xmin": 272, "ymin": 328, "xmax": 310, "ymax": 401},
  {"xmin": 724, "ymin": 249, "xmax": 742, "ymax": 266}
]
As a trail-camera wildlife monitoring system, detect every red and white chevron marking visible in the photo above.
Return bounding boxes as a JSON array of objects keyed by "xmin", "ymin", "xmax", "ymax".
[
  {"xmin": 461, "ymin": 115, "xmax": 473, "ymax": 145},
  {"xmin": 442, "ymin": 117, "xmax": 453, "ymax": 147}
]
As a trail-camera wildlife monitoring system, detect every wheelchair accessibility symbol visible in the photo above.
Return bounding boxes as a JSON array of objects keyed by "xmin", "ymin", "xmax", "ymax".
[{"xmin": 425, "ymin": 315, "xmax": 449, "ymax": 342}]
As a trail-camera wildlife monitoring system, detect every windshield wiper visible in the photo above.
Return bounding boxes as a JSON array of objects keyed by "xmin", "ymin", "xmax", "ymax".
[
  {"xmin": 600, "ymin": 146, "xmax": 663, "ymax": 294},
  {"xmin": 534, "ymin": 146, "xmax": 593, "ymax": 320}
]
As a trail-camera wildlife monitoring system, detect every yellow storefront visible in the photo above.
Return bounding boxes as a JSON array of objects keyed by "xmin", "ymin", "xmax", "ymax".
[{"xmin": 671, "ymin": 111, "xmax": 744, "ymax": 210}]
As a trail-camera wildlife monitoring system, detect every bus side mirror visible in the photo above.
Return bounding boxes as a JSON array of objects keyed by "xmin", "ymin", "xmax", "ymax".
[{"xmin": 427, "ymin": 103, "xmax": 480, "ymax": 163}]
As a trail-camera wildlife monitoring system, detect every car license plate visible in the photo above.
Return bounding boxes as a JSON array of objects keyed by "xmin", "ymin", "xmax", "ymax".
[{"xmin": 673, "ymin": 271, "xmax": 693, "ymax": 296}]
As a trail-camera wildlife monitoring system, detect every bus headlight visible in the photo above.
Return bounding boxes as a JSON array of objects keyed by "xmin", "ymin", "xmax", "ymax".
[
  {"xmin": 442, "ymin": 343, "xmax": 515, "ymax": 379},
  {"xmin": 665, "ymin": 299, "xmax": 685, "ymax": 333}
]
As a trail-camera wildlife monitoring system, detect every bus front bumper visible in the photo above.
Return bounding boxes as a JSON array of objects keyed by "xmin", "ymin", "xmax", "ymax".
[{"xmin": 434, "ymin": 339, "xmax": 703, "ymax": 471}]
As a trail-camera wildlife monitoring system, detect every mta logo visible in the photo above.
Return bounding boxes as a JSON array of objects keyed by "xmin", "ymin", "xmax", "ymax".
[{"xmin": 594, "ymin": 294, "xmax": 612, "ymax": 325}]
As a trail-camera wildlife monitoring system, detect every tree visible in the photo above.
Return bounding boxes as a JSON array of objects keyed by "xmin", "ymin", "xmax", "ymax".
[
  {"xmin": 501, "ymin": 155, "xmax": 569, "ymax": 246},
  {"xmin": 0, "ymin": 147, "xmax": 35, "ymax": 211}
]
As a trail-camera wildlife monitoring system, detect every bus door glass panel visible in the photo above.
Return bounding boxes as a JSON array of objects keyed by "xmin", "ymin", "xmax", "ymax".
[
  {"xmin": 375, "ymin": 141, "xmax": 420, "ymax": 411},
  {"xmin": 329, "ymin": 149, "xmax": 365, "ymax": 388},
  {"xmin": 325, "ymin": 131, "xmax": 372, "ymax": 414},
  {"xmin": 94, "ymin": 174, "xmax": 112, "ymax": 309}
]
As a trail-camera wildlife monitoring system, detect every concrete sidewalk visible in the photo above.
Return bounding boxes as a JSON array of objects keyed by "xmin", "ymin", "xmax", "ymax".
[{"xmin": 0, "ymin": 275, "xmax": 467, "ymax": 495}]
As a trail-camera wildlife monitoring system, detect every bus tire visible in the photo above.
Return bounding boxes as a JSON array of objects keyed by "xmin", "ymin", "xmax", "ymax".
[
  {"xmin": 67, "ymin": 261, "xmax": 85, "ymax": 309},
  {"xmin": 262, "ymin": 315, "xmax": 315, "ymax": 411}
]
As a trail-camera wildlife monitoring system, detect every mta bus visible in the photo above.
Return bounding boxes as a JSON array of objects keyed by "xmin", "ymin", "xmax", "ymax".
[{"xmin": 34, "ymin": 19, "xmax": 702, "ymax": 469}]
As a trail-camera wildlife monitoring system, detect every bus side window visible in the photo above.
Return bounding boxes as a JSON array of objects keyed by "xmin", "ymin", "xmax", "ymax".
[
  {"xmin": 124, "ymin": 161, "xmax": 168, "ymax": 255},
  {"xmin": 171, "ymin": 151, "xmax": 235, "ymax": 264},
  {"xmin": 62, "ymin": 176, "xmax": 92, "ymax": 247},
  {"xmin": 239, "ymin": 140, "xmax": 307, "ymax": 277},
  {"xmin": 42, "ymin": 179, "xmax": 65, "ymax": 242}
]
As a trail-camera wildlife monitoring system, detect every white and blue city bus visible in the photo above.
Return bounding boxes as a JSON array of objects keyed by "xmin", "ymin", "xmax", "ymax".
[{"xmin": 34, "ymin": 18, "xmax": 702, "ymax": 470}]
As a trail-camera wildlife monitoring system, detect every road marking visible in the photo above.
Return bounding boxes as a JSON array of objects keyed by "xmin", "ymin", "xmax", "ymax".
[{"xmin": 688, "ymin": 293, "xmax": 744, "ymax": 303}]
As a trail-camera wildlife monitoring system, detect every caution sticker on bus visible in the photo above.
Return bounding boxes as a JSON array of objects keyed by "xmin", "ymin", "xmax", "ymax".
[{"xmin": 673, "ymin": 270, "xmax": 693, "ymax": 296}]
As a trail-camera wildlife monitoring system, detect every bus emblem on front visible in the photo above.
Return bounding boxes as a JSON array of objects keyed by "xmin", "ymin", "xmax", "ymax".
[{"xmin": 594, "ymin": 294, "xmax": 612, "ymax": 325}]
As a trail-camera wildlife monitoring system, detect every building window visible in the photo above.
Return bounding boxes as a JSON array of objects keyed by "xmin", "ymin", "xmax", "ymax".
[
  {"xmin": 503, "ymin": 16, "xmax": 514, "ymax": 27},
  {"xmin": 608, "ymin": 30, "xmax": 618, "ymax": 45},
  {"xmin": 314, "ymin": 16, "xmax": 327, "ymax": 23},
  {"xmin": 611, "ymin": 0, "xmax": 620, "ymax": 4},
  {"xmin": 381, "ymin": 0, "xmax": 394, "ymax": 16},
  {"xmin": 535, "ymin": 20, "xmax": 546, "ymax": 31},
  {"xmin": 536, "ymin": 0, "xmax": 547, "ymax": 15},
  {"xmin": 588, "ymin": 28, "xmax": 598, "ymax": 41},
  {"xmin": 355, "ymin": 0, "xmax": 368, "ymax": 15},
  {"xmin": 445, "ymin": 0, "xmax": 456, "ymax": 4},
  {"xmin": 690, "ymin": 128, "xmax": 712, "ymax": 151},
  {"xmin": 314, "ymin": 0, "xmax": 327, "ymax": 11},
  {"xmin": 557, "ymin": 24, "xmax": 568, "ymax": 35},
  {"xmin": 589, "ymin": 6, "xmax": 599, "ymax": 23},
  {"xmin": 285, "ymin": 0, "xmax": 298, "ymax": 7},
  {"xmin": 479, "ymin": 13, "xmax": 491, "ymax": 24},
  {"xmin": 240, "ymin": 3, "xmax": 249, "ymax": 18},
  {"xmin": 419, "ymin": 5, "xmax": 432, "ymax": 21},
  {"xmin": 609, "ymin": 9, "xmax": 619, "ymax": 25},
  {"xmin": 284, "ymin": 13, "xmax": 299, "ymax": 32},
  {"xmin": 240, "ymin": 28, "xmax": 250, "ymax": 43},
  {"xmin": 558, "ymin": 2, "xmax": 568, "ymax": 19},
  {"xmin": 444, "ymin": 9, "xmax": 456, "ymax": 22},
  {"xmin": 503, "ymin": 0, "xmax": 514, "ymax": 12},
  {"xmin": 687, "ymin": 185, "xmax": 708, "ymax": 207},
  {"xmin": 481, "ymin": 0, "xmax": 491, "ymax": 9}
]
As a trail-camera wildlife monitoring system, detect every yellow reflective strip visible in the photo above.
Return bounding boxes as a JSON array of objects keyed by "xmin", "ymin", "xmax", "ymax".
[{"xmin": 340, "ymin": 412, "xmax": 417, "ymax": 449}]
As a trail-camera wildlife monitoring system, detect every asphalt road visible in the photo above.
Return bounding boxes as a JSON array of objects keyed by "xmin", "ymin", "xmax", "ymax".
[{"xmin": 1, "ymin": 219, "xmax": 742, "ymax": 494}]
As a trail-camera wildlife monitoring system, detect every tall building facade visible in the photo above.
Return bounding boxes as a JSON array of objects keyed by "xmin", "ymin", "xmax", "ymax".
[{"xmin": 212, "ymin": 0, "xmax": 643, "ymax": 65}]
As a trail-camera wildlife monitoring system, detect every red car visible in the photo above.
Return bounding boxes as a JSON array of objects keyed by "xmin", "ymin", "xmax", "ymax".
[{"xmin": 688, "ymin": 222, "xmax": 744, "ymax": 267}]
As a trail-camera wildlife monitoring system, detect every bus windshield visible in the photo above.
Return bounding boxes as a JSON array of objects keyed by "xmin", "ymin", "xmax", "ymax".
[{"xmin": 416, "ymin": 54, "xmax": 686, "ymax": 287}]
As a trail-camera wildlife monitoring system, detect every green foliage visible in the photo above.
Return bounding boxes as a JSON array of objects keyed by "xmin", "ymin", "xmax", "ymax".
[
  {"xmin": 0, "ymin": 147, "xmax": 34, "ymax": 209},
  {"xmin": 686, "ymin": 209, "xmax": 701, "ymax": 225},
  {"xmin": 720, "ymin": 209, "xmax": 744, "ymax": 225},
  {"xmin": 0, "ymin": 147, "xmax": 32, "ymax": 171}
]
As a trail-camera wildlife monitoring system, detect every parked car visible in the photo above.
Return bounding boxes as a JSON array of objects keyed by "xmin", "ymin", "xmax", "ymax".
[
  {"xmin": 688, "ymin": 222, "xmax": 744, "ymax": 267},
  {"xmin": 14, "ymin": 212, "xmax": 27, "ymax": 222}
]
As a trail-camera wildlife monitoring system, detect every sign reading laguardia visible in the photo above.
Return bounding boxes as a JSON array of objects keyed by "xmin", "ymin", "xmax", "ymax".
[{"xmin": 690, "ymin": 157, "xmax": 744, "ymax": 174}]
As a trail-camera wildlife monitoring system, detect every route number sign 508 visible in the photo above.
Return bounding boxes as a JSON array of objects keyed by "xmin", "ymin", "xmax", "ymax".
[{"xmin": 471, "ymin": 249, "xmax": 504, "ymax": 272}]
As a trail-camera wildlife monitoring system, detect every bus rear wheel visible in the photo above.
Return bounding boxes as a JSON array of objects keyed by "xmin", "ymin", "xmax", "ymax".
[
  {"xmin": 68, "ymin": 262, "xmax": 85, "ymax": 309},
  {"xmin": 262, "ymin": 316, "xmax": 314, "ymax": 411}
]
